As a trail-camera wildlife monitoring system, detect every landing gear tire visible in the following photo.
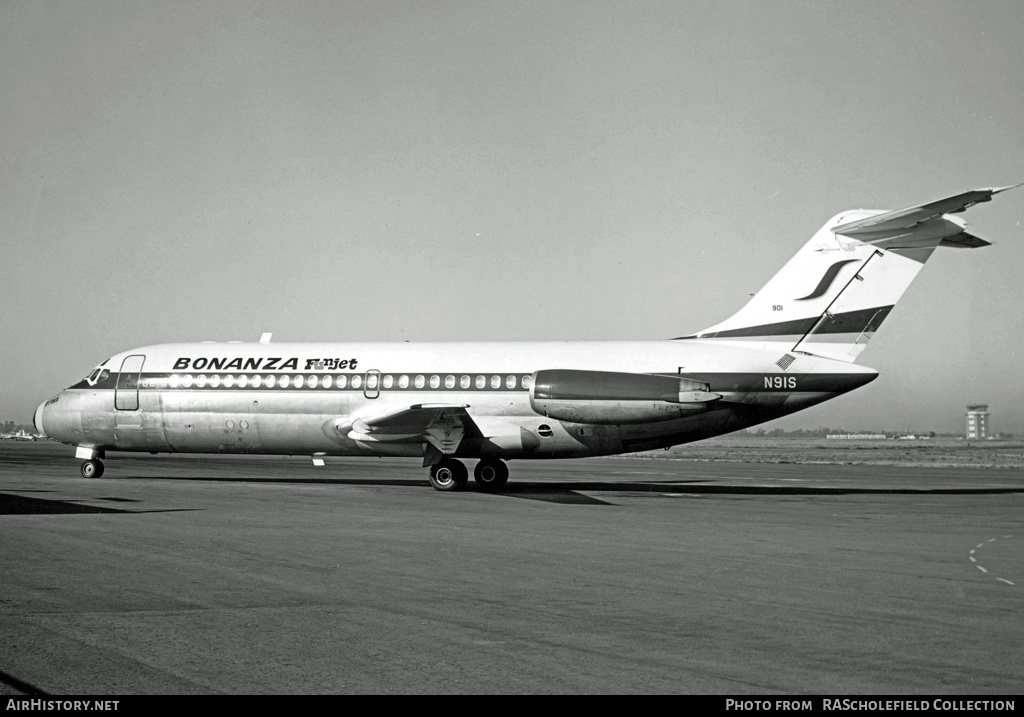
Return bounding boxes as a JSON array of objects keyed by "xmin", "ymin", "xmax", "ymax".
[
  {"xmin": 429, "ymin": 459, "xmax": 468, "ymax": 492},
  {"xmin": 474, "ymin": 459, "xmax": 509, "ymax": 492},
  {"xmin": 81, "ymin": 459, "xmax": 104, "ymax": 479}
]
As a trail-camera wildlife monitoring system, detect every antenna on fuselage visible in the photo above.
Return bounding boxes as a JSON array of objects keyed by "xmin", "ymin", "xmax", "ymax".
[{"xmin": 260, "ymin": 333, "xmax": 273, "ymax": 344}]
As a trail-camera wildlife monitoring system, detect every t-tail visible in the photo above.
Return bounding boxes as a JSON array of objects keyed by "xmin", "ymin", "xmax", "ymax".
[{"xmin": 680, "ymin": 186, "xmax": 1019, "ymax": 362}]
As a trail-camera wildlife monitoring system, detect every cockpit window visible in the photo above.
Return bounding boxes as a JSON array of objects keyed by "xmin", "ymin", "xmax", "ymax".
[{"xmin": 84, "ymin": 367, "xmax": 111, "ymax": 386}]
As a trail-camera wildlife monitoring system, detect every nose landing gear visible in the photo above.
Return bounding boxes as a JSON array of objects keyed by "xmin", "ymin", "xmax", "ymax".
[
  {"xmin": 76, "ymin": 447, "xmax": 105, "ymax": 479},
  {"xmin": 81, "ymin": 459, "xmax": 104, "ymax": 479}
]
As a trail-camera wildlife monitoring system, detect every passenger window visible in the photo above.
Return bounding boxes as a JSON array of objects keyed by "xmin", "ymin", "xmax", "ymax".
[
  {"xmin": 294, "ymin": 375, "xmax": 304, "ymax": 388},
  {"xmin": 383, "ymin": 375, "xmax": 394, "ymax": 389},
  {"xmin": 460, "ymin": 375, "xmax": 470, "ymax": 389},
  {"xmin": 490, "ymin": 375, "xmax": 501, "ymax": 389},
  {"xmin": 351, "ymin": 375, "xmax": 363, "ymax": 389},
  {"xmin": 279, "ymin": 375, "xmax": 289, "ymax": 388},
  {"xmin": 415, "ymin": 375, "xmax": 425, "ymax": 389},
  {"xmin": 337, "ymin": 375, "xmax": 347, "ymax": 388},
  {"xmin": 429, "ymin": 375, "xmax": 440, "ymax": 389},
  {"xmin": 475, "ymin": 375, "xmax": 486, "ymax": 389},
  {"xmin": 445, "ymin": 375, "xmax": 455, "ymax": 389},
  {"xmin": 506, "ymin": 375, "xmax": 516, "ymax": 389},
  {"xmin": 322, "ymin": 375, "xmax": 332, "ymax": 388},
  {"xmin": 522, "ymin": 375, "xmax": 532, "ymax": 389},
  {"xmin": 398, "ymin": 375, "xmax": 409, "ymax": 389},
  {"xmin": 307, "ymin": 375, "xmax": 318, "ymax": 388}
]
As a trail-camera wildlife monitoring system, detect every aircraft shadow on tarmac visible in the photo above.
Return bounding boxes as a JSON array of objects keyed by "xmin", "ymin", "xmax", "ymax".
[
  {"xmin": 82, "ymin": 475, "xmax": 1024, "ymax": 507},
  {"xmin": 506, "ymin": 482, "xmax": 1024, "ymax": 505},
  {"xmin": 0, "ymin": 492, "xmax": 198, "ymax": 516}
]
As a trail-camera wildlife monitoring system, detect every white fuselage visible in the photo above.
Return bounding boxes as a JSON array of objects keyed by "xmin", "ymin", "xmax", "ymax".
[{"xmin": 35, "ymin": 340, "xmax": 877, "ymax": 461}]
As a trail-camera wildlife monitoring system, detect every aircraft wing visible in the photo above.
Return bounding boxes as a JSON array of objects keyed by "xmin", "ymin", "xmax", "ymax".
[
  {"xmin": 832, "ymin": 185, "xmax": 1020, "ymax": 241},
  {"xmin": 347, "ymin": 404, "xmax": 480, "ymax": 464}
]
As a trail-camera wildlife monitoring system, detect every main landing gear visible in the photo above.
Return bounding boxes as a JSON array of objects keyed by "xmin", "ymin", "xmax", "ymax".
[
  {"xmin": 428, "ymin": 458, "xmax": 509, "ymax": 493},
  {"xmin": 81, "ymin": 459, "xmax": 104, "ymax": 479},
  {"xmin": 473, "ymin": 458, "xmax": 509, "ymax": 492},
  {"xmin": 428, "ymin": 459, "xmax": 468, "ymax": 491}
]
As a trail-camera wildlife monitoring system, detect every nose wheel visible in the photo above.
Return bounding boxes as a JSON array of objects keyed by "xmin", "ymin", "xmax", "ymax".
[{"xmin": 81, "ymin": 459, "xmax": 105, "ymax": 479}]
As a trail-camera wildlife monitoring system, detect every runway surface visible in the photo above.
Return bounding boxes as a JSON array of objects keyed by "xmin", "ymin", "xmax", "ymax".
[{"xmin": 1, "ymin": 442, "xmax": 1021, "ymax": 694}]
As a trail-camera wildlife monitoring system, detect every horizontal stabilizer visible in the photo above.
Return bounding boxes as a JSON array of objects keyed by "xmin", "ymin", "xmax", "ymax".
[
  {"xmin": 832, "ymin": 185, "xmax": 1020, "ymax": 239},
  {"xmin": 939, "ymin": 231, "xmax": 991, "ymax": 249}
]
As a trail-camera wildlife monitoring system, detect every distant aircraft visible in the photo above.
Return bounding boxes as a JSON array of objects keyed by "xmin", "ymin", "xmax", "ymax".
[
  {"xmin": 34, "ymin": 187, "xmax": 1017, "ymax": 489},
  {"xmin": 2, "ymin": 430, "xmax": 37, "ymax": 441}
]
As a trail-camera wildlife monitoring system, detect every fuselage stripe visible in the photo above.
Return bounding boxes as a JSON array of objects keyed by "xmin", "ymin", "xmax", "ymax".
[
  {"xmin": 78, "ymin": 372, "xmax": 537, "ymax": 392},
  {"xmin": 70, "ymin": 371, "xmax": 875, "ymax": 394}
]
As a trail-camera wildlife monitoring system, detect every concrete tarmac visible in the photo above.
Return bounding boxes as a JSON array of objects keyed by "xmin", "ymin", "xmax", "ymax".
[{"xmin": 1, "ymin": 442, "xmax": 1021, "ymax": 694}]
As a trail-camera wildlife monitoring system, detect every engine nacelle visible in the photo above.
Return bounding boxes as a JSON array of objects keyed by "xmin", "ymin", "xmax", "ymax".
[{"xmin": 530, "ymin": 369, "xmax": 721, "ymax": 424}]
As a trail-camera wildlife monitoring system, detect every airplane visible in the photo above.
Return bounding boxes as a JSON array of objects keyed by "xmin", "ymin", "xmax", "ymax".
[
  {"xmin": 1, "ymin": 429, "xmax": 37, "ymax": 441},
  {"xmin": 33, "ymin": 186, "xmax": 1017, "ymax": 490}
]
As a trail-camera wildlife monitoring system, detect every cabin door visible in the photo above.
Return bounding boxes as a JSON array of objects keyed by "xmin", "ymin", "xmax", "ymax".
[{"xmin": 115, "ymin": 355, "xmax": 146, "ymax": 410}]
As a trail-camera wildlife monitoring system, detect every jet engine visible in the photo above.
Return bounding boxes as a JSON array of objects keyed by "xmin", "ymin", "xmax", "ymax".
[{"xmin": 530, "ymin": 369, "xmax": 721, "ymax": 424}]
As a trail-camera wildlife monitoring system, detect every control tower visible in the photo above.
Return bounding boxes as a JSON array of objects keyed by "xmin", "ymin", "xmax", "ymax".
[{"xmin": 966, "ymin": 404, "xmax": 989, "ymax": 440}]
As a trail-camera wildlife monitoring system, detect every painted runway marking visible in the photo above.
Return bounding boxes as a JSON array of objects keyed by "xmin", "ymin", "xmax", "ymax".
[{"xmin": 969, "ymin": 534, "xmax": 1016, "ymax": 586}]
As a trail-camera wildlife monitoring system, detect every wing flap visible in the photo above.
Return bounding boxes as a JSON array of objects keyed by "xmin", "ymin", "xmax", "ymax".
[
  {"xmin": 346, "ymin": 404, "xmax": 479, "ymax": 459},
  {"xmin": 353, "ymin": 403, "xmax": 472, "ymax": 434}
]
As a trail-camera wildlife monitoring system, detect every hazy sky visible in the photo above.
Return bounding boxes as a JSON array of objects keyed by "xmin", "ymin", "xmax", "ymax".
[{"xmin": 2, "ymin": 0, "xmax": 1022, "ymax": 434}]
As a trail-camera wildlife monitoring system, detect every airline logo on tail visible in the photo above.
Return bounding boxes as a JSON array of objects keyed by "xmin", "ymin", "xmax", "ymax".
[{"xmin": 795, "ymin": 259, "xmax": 859, "ymax": 301}]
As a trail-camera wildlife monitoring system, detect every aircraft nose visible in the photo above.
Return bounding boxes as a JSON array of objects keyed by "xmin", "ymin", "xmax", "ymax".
[{"xmin": 33, "ymin": 401, "xmax": 46, "ymax": 436}]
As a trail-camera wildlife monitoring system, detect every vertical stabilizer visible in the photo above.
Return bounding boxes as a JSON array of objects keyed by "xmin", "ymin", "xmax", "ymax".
[{"xmin": 680, "ymin": 187, "xmax": 1016, "ymax": 362}]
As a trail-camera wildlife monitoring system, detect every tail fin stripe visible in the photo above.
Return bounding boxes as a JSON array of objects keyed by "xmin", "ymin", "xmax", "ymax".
[
  {"xmin": 798, "ymin": 306, "xmax": 893, "ymax": 343},
  {"xmin": 681, "ymin": 305, "xmax": 894, "ymax": 340}
]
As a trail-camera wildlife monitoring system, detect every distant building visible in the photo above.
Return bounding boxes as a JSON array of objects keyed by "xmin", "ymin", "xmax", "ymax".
[{"xmin": 966, "ymin": 404, "xmax": 989, "ymax": 440}]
